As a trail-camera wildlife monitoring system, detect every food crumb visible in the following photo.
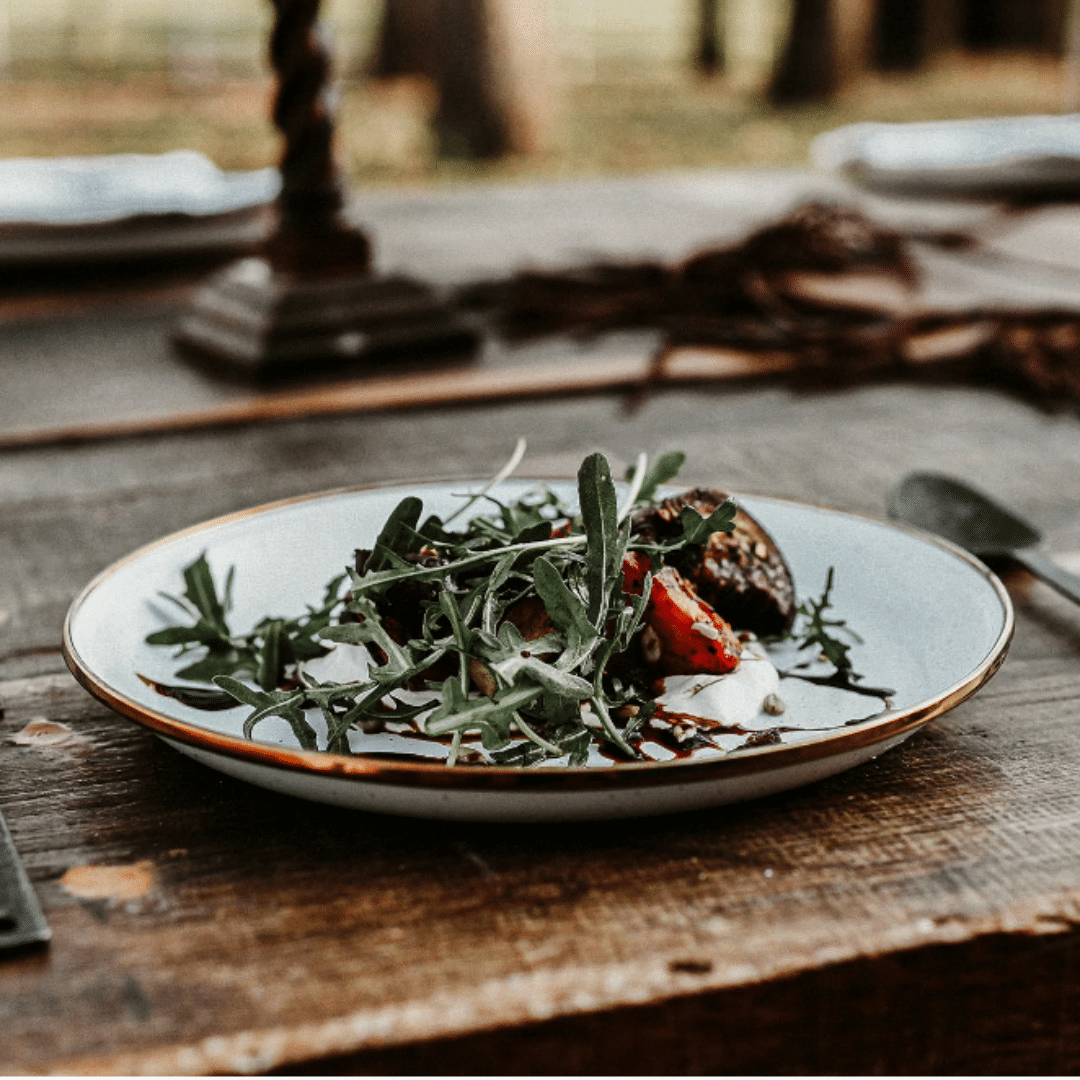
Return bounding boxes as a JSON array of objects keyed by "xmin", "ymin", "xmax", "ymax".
[
  {"xmin": 10, "ymin": 719, "xmax": 84, "ymax": 747},
  {"xmin": 763, "ymin": 693, "xmax": 786, "ymax": 716},
  {"xmin": 60, "ymin": 861, "xmax": 156, "ymax": 901}
]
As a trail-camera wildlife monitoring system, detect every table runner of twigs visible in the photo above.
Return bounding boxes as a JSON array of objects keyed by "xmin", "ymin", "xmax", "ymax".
[{"xmin": 6, "ymin": 200, "xmax": 1080, "ymax": 450}]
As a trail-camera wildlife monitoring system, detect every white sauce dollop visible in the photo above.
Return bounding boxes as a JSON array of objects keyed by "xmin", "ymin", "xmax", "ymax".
[{"xmin": 656, "ymin": 640, "xmax": 780, "ymax": 729}]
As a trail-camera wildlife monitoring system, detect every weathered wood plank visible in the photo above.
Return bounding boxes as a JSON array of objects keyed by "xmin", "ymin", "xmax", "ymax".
[
  {"xmin": 278, "ymin": 930, "xmax": 1080, "ymax": 1074},
  {"xmin": 1, "ymin": 652, "xmax": 1079, "ymax": 1072},
  {"xmin": 2, "ymin": 170, "xmax": 1080, "ymax": 1072}
]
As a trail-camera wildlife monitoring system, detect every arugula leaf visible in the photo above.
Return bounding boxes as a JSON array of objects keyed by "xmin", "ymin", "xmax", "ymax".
[
  {"xmin": 794, "ymin": 567, "xmax": 860, "ymax": 673},
  {"xmin": 629, "ymin": 450, "xmax": 686, "ymax": 505},
  {"xmin": 135, "ymin": 675, "xmax": 239, "ymax": 711},
  {"xmin": 256, "ymin": 619, "xmax": 286, "ymax": 691},
  {"xmin": 175, "ymin": 651, "xmax": 255, "ymax": 683},
  {"xmin": 182, "ymin": 553, "xmax": 230, "ymax": 637},
  {"xmin": 532, "ymin": 555, "xmax": 593, "ymax": 639},
  {"xmin": 365, "ymin": 496, "xmax": 424, "ymax": 573},
  {"xmin": 214, "ymin": 676, "xmax": 317, "ymax": 749},
  {"xmin": 424, "ymin": 681, "xmax": 544, "ymax": 751},
  {"xmin": 678, "ymin": 499, "xmax": 738, "ymax": 544},
  {"xmin": 578, "ymin": 453, "xmax": 621, "ymax": 627},
  {"xmin": 145, "ymin": 624, "xmax": 224, "ymax": 648}
]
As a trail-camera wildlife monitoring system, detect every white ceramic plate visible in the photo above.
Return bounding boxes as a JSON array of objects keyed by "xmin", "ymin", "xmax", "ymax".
[
  {"xmin": 63, "ymin": 480, "xmax": 1012, "ymax": 822},
  {"xmin": 812, "ymin": 115, "xmax": 1080, "ymax": 198}
]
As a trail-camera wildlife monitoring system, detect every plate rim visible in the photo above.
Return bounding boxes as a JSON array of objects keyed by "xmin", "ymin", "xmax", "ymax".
[{"xmin": 62, "ymin": 478, "xmax": 1015, "ymax": 794}]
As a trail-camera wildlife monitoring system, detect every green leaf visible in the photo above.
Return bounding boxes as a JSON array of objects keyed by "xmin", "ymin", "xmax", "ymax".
[
  {"xmin": 175, "ymin": 651, "xmax": 255, "ymax": 683},
  {"xmin": 365, "ymin": 496, "xmax": 424, "ymax": 573},
  {"xmin": 223, "ymin": 565, "xmax": 236, "ymax": 614},
  {"xmin": 182, "ymin": 553, "xmax": 230, "ymax": 637},
  {"xmin": 318, "ymin": 622, "xmax": 370, "ymax": 645},
  {"xmin": 630, "ymin": 450, "xmax": 686, "ymax": 505},
  {"xmin": 788, "ymin": 568, "xmax": 862, "ymax": 676},
  {"xmin": 490, "ymin": 654, "xmax": 593, "ymax": 700},
  {"xmin": 319, "ymin": 572, "xmax": 347, "ymax": 609},
  {"xmin": 424, "ymin": 683, "xmax": 541, "ymax": 738},
  {"xmin": 612, "ymin": 576, "xmax": 652, "ymax": 652},
  {"xmin": 577, "ymin": 453, "xmax": 620, "ymax": 627},
  {"xmin": 488, "ymin": 741, "xmax": 547, "ymax": 767},
  {"xmin": 678, "ymin": 499, "xmax": 738, "ymax": 545},
  {"xmin": 551, "ymin": 720, "xmax": 592, "ymax": 766},
  {"xmin": 256, "ymin": 619, "xmax": 286, "ymax": 691},
  {"xmin": 490, "ymin": 717, "xmax": 593, "ymax": 767},
  {"xmin": 145, "ymin": 624, "xmax": 221, "ymax": 648},
  {"xmin": 287, "ymin": 634, "xmax": 332, "ymax": 662},
  {"xmin": 213, "ymin": 674, "xmax": 280, "ymax": 708},
  {"xmin": 347, "ymin": 534, "xmax": 583, "ymax": 598},
  {"xmin": 135, "ymin": 676, "xmax": 239, "ymax": 711},
  {"xmin": 532, "ymin": 556, "xmax": 593, "ymax": 638},
  {"xmin": 438, "ymin": 589, "xmax": 473, "ymax": 652},
  {"xmin": 213, "ymin": 676, "xmax": 313, "ymax": 745},
  {"xmin": 326, "ymin": 595, "xmax": 412, "ymax": 672}
]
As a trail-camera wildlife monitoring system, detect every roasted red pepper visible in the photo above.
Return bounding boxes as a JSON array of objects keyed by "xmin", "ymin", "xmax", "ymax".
[
  {"xmin": 621, "ymin": 550, "xmax": 652, "ymax": 596},
  {"xmin": 645, "ymin": 566, "xmax": 742, "ymax": 675},
  {"xmin": 622, "ymin": 553, "xmax": 741, "ymax": 676}
]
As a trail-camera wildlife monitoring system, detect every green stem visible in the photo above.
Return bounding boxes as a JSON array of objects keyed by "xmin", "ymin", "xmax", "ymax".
[
  {"xmin": 425, "ymin": 684, "xmax": 542, "ymax": 736},
  {"xmin": 513, "ymin": 711, "xmax": 566, "ymax": 758},
  {"xmin": 351, "ymin": 534, "xmax": 584, "ymax": 595},
  {"xmin": 447, "ymin": 730, "xmax": 463, "ymax": 767},
  {"xmin": 590, "ymin": 695, "xmax": 638, "ymax": 760},
  {"xmin": 442, "ymin": 438, "xmax": 527, "ymax": 526}
]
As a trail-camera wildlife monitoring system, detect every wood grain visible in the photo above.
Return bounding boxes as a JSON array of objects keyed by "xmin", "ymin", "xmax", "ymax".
[
  {"xmin": 1, "ymin": 377, "xmax": 1080, "ymax": 1071},
  {"xmin": 2, "ymin": 652, "xmax": 1079, "ymax": 1073},
  {"xmin": 2, "ymin": 171, "xmax": 1080, "ymax": 1072}
]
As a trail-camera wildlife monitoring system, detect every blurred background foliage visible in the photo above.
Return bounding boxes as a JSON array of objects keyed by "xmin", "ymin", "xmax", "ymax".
[{"xmin": 0, "ymin": 0, "xmax": 1070, "ymax": 184}]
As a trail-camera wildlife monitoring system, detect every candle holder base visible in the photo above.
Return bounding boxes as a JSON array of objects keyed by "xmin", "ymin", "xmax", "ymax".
[{"xmin": 174, "ymin": 255, "xmax": 478, "ymax": 379}]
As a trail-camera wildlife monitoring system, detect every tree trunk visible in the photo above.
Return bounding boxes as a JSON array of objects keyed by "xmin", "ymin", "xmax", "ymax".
[
  {"xmin": 695, "ymin": 0, "xmax": 724, "ymax": 77},
  {"xmin": 1063, "ymin": 0, "xmax": 1080, "ymax": 107},
  {"xmin": 962, "ymin": 0, "xmax": 1065, "ymax": 50},
  {"xmin": 832, "ymin": 0, "xmax": 874, "ymax": 81},
  {"xmin": 768, "ymin": 0, "xmax": 838, "ymax": 105},
  {"xmin": 370, "ymin": 0, "xmax": 437, "ymax": 79},
  {"xmin": 429, "ymin": 0, "xmax": 508, "ymax": 158},
  {"xmin": 872, "ymin": 0, "xmax": 928, "ymax": 71},
  {"xmin": 370, "ymin": 0, "xmax": 550, "ymax": 160}
]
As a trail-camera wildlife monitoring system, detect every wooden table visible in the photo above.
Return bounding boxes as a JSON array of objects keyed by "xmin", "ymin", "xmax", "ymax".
[{"xmin": 3, "ymin": 170, "xmax": 1080, "ymax": 1074}]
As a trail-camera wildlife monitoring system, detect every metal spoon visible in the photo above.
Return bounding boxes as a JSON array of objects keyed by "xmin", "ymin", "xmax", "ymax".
[{"xmin": 888, "ymin": 472, "xmax": 1080, "ymax": 606}]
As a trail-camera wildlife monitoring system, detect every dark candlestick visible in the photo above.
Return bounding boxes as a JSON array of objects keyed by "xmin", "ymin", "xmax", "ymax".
[{"xmin": 174, "ymin": 0, "xmax": 475, "ymax": 379}]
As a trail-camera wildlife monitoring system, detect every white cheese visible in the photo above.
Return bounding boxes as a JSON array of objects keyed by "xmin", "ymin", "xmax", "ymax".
[{"xmin": 656, "ymin": 640, "xmax": 780, "ymax": 730}]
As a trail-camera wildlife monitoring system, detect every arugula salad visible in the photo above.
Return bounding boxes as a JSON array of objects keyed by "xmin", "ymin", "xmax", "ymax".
[{"xmin": 143, "ymin": 447, "xmax": 876, "ymax": 767}]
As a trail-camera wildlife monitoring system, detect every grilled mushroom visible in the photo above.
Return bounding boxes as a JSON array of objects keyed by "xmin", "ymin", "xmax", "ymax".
[{"xmin": 632, "ymin": 487, "xmax": 796, "ymax": 637}]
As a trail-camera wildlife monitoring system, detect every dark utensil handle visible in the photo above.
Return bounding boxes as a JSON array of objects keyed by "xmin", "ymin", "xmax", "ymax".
[
  {"xmin": 1013, "ymin": 549, "xmax": 1080, "ymax": 607},
  {"xmin": 0, "ymin": 809, "xmax": 50, "ymax": 954}
]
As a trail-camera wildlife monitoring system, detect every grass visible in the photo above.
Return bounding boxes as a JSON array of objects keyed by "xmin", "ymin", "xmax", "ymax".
[{"xmin": 0, "ymin": 50, "xmax": 1067, "ymax": 186}]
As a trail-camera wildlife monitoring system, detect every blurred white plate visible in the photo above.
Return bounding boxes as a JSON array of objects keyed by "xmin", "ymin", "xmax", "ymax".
[
  {"xmin": 0, "ymin": 151, "xmax": 278, "ymax": 225},
  {"xmin": 813, "ymin": 114, "xmax": 1080, "ymax": 197},
  {"xmin": 64, "ymin": 480, "xmax": 1012, "ymax": 822}
]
